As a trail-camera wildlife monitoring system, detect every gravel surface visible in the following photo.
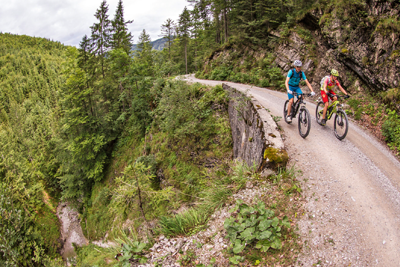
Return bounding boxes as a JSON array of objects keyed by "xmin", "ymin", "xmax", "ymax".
[{"xmin": 183, "ymin": 75, "xmax": 400, "ymax": 267}]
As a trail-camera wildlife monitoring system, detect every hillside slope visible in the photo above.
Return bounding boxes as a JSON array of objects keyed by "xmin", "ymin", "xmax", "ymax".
[{"xmin": 0, "ymin": 33, "xmax": 67, "ymax": 264}]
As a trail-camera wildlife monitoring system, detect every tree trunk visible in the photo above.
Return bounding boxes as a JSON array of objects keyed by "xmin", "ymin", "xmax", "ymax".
[
  {"xmin": 223, "ymin": 7, "xmax": 228, "ymax": 43},
  {"xmin": 136, "ymin": 178, "xmax": 153, "ymax": 237},
  {"xmin": 215, "ymin": 12, "xmax": 221, "ymax": 44},
  {"xmin": 185, "ymin": 42, "xmax": 188, "ymax": 74}
]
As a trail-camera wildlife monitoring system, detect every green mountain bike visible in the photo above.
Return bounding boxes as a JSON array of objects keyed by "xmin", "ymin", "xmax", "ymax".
[
  {"xmin": 283, "ymin": 93, "xmax": 312, "ymax": 138},
  {"xmin": 316, "ymin": 94, "xmax": 350, "ymax": 140}
]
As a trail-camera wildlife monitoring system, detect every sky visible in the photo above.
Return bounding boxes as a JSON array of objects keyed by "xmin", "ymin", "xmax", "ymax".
[{"xmin": 0, "ymin": 0, "xmax": 189, "ymax": 47}]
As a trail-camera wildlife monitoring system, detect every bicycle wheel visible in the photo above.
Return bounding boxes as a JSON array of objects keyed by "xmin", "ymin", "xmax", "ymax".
[
  {"xmin": 283, "ymin": 100, "xmax": 292, "ymax": 124},
  {"xmin": 334, "ymin": 110, "xmax": 349, "ymax": 140},
  {"xmin": 298, "ymin": 107, "xmax": 311, "ymax": 138},
  {"xmin": 315, "ymin": 101, "xmax": 325, "ymax": 125}
]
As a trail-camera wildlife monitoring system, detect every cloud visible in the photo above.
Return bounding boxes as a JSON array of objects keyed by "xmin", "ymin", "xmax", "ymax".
[{"xmin": 0, "ymin": 0, "xmax": 188, "ymax": 46}]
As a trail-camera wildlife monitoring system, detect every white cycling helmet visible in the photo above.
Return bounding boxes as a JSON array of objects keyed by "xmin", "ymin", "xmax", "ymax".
[{"xmin": 293, "ymin": 60, "xmax": 302, "ymax": 67}]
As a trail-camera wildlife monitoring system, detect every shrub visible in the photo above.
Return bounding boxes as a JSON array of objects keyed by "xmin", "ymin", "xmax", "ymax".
[
  {"xmin": 382, "ymin": 109, "xmax": 400, "ymax": 152},
  {"xmin": 224, "ymin": 200, "xmax": 290, "ymax": 256}
]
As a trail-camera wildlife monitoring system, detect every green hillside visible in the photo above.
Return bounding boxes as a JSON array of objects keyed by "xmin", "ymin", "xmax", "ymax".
[
  {"xmin": 3, "ymin": 0, "xmax": 400, "ymax": 265},
  {"xmin": 0, "ymin": 33, "xmax": 66, "ymax": 264}
]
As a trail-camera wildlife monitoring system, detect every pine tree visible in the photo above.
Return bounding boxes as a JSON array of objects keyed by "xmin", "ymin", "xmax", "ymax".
[
  {"xmin": 178, "ymin": 7, "xmax": 192, "ymax": 74},
  {"xmin": 136, "ymin": 29, "xmax": 154, "ymax": 76},
  {"xmin": 111, "ymin": 0, "xmax": 133, "ymax": 54},
  {"xmin": 90, "ymin": 0, "xmax": 111, "ymax": 79},
  {"xmin": 161, "ymin": 18, "xmax": 175, "ymax": 60}
]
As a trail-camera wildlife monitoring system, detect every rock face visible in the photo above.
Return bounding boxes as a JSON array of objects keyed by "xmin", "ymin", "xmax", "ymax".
[
  {"xmin": 274, "ymin": 0, "xmax": 400, "ymax": 93},
  {"xmin": 204, "ymin": 0, "xmax": 400, "ymax": 100},
  {"xmin": 223, "ymin": 83, "xmax": 287, "ymax": 170},
  {"xmin": 57, "ymin": 203, "xmax": 88, "ymax": 261}
]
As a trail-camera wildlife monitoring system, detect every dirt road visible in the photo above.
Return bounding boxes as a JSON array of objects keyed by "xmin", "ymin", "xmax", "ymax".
[{"xmin": 183, "ymin": 75, "xmax": 400, "ymax": 266}]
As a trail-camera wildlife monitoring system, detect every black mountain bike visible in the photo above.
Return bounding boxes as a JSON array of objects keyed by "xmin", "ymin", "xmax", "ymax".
[
  {"xmin": 283, "ymin": 93, "xmax": 312, "ymax": 138},
  {"xmin": 316, "ymin": 94, "xmax": 350, "ymax": 140}
]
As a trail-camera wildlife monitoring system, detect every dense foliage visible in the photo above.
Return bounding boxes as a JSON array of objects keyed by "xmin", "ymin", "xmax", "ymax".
[{"xmin": 0, "ymin": 33, "xmax": 66, "ymax": 265}]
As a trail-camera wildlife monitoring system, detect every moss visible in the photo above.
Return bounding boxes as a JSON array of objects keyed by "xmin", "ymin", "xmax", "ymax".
[
  {"xmin": 362, "ymin": 56, "xmax": 368, "ymax": 65},
  {"xmin": 263, "ymin": 147, "xmax": 289, "ymax": 168}
]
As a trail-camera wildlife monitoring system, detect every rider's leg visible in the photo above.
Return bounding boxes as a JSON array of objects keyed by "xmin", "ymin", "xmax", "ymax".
[
  {"xmin": 322, "ymin": 102, "xmax": 329, "ymax": 119},
  {"xmin": 287, "ymin": 87, "xmax": 295, "ymax": 121},
  {"xmin": 287, "ymin": 97, "xmax": 294, "ymax": 116}
]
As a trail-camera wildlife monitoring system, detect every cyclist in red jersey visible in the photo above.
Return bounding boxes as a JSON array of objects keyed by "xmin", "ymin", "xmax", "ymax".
[{"xmin": 320, "ymin": 69, "xmax": 349, "ymax": 125}]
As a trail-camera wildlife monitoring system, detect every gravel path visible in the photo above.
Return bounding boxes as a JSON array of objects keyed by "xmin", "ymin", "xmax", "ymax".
[{"xmin": 183, "ymin": 75, "xmax": 400, "ymax": 266}]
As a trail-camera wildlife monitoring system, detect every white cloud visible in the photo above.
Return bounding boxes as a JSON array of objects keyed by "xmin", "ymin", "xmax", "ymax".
[{"xmin": 0, "ymin": 0, "xmax": 188, "ymax": 46}]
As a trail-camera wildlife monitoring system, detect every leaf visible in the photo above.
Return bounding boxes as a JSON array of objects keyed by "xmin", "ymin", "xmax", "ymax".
[
  {"xmin": 281, "ymin": 216, "xmax": 291, "ymax": 228},
  {"xmin": 258, "ymin": 219, "xmax": 272, "ymax": 231},
  {"xmin": 257, "ymin": 201, "xmax": 266, "ymax": 214},
  {"xmin": 256, "ymin": 239, "xmax": 271, "ymax": 252},
  {"xmin": 271, "ymin": 217, "xmax": 279, "ymax": 228},
  {"xmin": 271, "ymin": 236, "xmax": 282, "ymax": 249},
  {"xmin": 229, "ymin": 256, "xmax": 240, "ymax": 264},
  {"xmin": 257, "ymin": 230, "xmax": 272, "ymax": 240},
  {"xmin": 240, "ymin": 227, "xmax": 256, "ymax": 242},
  {"xmin": 232, "ymin": 239, "xmax": 245, "ymax": 254}
]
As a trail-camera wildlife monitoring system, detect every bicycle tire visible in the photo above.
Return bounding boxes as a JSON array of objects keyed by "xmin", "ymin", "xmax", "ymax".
[
  {"xmin": 315, "ymin": 101, "xmax": 325, "ymax": 125},
  {"xmin": 298, "ymin": 107, "xmax": 311, "ymax": 138},
  {"xmin": 283, "ymin": 100, "xmax": 292, "ymax": 124},
  {"xmin": 334, "ymin": 110, "xmax": 349, "ymax": 140}
]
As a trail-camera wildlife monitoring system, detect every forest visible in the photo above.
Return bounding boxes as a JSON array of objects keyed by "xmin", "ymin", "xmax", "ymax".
[{"xmin": 1, "ymin": 0, "xmax": 400, "ymax": 265}]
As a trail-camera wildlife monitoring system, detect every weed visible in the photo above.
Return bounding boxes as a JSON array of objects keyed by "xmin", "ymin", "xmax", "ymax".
[{"xmin": 224, "ymin": 199, "xmax": 291, "ymax": 254}]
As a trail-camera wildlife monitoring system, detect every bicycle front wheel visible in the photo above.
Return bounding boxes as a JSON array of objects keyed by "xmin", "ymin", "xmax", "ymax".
[
  {"xmin": 334, "ymin": 110, "xmax": 349, "ymax": 140},
  {"xmin": 283, "ymin": 100, "xmax": 291, "ymax": 124},
  {"xmin": 315, "ymin": 101, "xmax": 325, "ymax": 125},
  {"xmin": 298, "ymin": 107, "xmax": 311, "ymax": 138}
]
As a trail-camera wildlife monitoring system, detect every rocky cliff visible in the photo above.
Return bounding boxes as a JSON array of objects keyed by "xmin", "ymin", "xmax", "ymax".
[
  {"xmin": 223, "ymin": 83, "xmax": 287, "ymax": 170},
  {"xmin": 203, "ymin": 0, "xmax": 400, "ymax": 100}
]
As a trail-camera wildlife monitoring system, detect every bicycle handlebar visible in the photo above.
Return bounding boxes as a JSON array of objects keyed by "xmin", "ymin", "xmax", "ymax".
[{"xmin": 327, "ymin": 93, "xmax": 350, "ymax": 99}]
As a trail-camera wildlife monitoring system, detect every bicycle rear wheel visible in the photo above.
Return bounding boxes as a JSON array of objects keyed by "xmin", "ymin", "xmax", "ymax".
[
  {"xmin": 315, "ymin": 101, "xmax": 325, "ymax": 125},
  {"xmin": 283, "ymin": 100, "xmax": 292, "ymax": 124},
  {"xmin": 298, "ymin": 107, "xmax": 311, "ymax": 138},
  {"xmin": 334, "ymin": 110, "xmax": 349, "ymax": 140}
]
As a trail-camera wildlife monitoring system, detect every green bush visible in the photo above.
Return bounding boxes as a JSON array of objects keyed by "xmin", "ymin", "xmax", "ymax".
[
  {"xmin": 382, "ymin": 109, "xmax": 400, "ymax": 151},
  {"xmin": 347, "ymin": 98, "xmax": 363, "ymax": 120},
  {"xmin": 224, "ymin": 199, "xmax": 290, "ymax": 256}
]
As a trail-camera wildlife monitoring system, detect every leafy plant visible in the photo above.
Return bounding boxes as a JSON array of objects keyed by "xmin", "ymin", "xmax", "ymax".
[
  {"xmin": 382, "ymin": 109, "xmax": 400, "ymax": 152},
  {"xmin": 224, "ymin": 199, "xmax": 290, "ymax": 256}
]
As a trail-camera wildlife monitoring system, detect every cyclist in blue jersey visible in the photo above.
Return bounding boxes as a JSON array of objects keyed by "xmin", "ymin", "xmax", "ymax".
[{"xmin": 285, "ymin": 60, "xmax": 315, "ymax": 123}]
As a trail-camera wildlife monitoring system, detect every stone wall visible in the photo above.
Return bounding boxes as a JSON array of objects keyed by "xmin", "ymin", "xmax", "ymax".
[{"xmin": 223, "ymin": 83, "xmax": 288, "ymax": 171}]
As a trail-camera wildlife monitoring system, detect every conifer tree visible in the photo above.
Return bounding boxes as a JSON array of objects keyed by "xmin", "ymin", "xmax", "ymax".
[
  {"xmin": 161, "ymin": 18, "xmax": 175, "ymax": 60},
  {"xmin": 178, "ymin": 7, "xmax": 191, "ymax": 74},
  {"xmin": 111, "ymin": 0, "xmax": 133, "ymax": 54},
  {"xmin": 136, "ymin": 29, "xmax": 154, "ymax": 76},
  {"xmin": 90, "ymin": 0, "xmax": 111, "ymax": 79}
]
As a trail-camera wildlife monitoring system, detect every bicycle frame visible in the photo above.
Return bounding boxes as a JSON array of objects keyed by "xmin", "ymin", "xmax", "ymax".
[
  {"xmin": 290, "ymin": 94, "xmax": 306, "ymax": 118},
  {"xmin": 326, "ymin": 99, "xmax": 344, "ymax": 120}
]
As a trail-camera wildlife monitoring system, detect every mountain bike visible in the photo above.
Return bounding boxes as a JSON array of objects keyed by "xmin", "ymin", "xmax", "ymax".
[
  {"xmin": 315, "ymin": 94, "xmax": 350, "ymax": 140},
  {"xmin": 283, "ymin": 93, "xmax": 312, "ymax": 138}
]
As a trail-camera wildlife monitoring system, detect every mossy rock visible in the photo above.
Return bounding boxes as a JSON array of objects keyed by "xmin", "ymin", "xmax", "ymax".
[{"xmin": 263, "ymin": 147, "xmax": 289, "ymax": 169}]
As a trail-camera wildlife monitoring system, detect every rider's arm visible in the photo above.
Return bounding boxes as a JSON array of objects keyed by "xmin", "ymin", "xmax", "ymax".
[
  {"xmin": 337, "ymin": 83, "xmax": 348, "ymax": 95},
  {"xmin": 285, "ymin": 76, "xmax": 290, "ymax": 91},
  {"xmin": 323, "ymin": 81, "xmax": 328, "ymax": 94}
]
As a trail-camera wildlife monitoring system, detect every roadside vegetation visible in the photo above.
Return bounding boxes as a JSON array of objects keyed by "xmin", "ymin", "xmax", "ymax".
[{"xmin": 4, "ymin": 0, "xmax": 400, "ymax": 265}]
